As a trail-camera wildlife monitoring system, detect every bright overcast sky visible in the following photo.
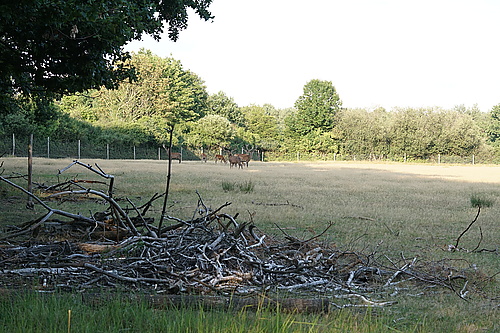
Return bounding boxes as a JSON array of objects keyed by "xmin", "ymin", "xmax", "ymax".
[{"xmin": 125, "ymin": 0, "xmax": 500, "ymax": 111}]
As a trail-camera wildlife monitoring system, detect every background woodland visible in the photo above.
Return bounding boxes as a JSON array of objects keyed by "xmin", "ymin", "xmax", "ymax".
[{"xmin": 2, "ymin": 50, "xmax": 499, "ymax": 161}]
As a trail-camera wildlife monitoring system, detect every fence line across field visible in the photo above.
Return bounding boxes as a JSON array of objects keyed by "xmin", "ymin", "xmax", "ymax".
[
  {"xmin": 1, "ymin": 135, "xmax": 259, "ymax": 161},
  {"xmin": 0, "ymin": 134, "xmax": 487, "ymax": 164}
]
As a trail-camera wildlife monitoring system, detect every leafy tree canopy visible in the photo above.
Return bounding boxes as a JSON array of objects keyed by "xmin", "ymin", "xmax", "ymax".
[
  {"xmin": 241, "ymin": 105, "xmax": 278, "ymax": 140},
  {"xmin": 207, "ymin": 91, "xmax": 243, "ymax": 126},
  {"xmin": 289, "ymin": 79, "xmax": 342, "ymax": 135},
  {"xmin": 488, "ymin": 104, "xmax": 500, "ymax": 144},
  {"xmin": 59, "ymin": 50, "xmax": 208, "ymax": 126},
  {"xmin": 186, "ymin": 114, "xmax": 234, "ymax": 149},
  {"xmin": 0, "ymin": 0, "xmax": 213, "ymax": 114}
]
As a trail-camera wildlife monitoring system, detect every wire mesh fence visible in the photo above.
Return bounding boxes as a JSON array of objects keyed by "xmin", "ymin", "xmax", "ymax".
[
  {"xmin": 0, "ymin": 134, "xmax": 496, "ymax": 164},
  {"xmin": 0, "ymin": 134, "xmax": 187, "ymax": 160}
]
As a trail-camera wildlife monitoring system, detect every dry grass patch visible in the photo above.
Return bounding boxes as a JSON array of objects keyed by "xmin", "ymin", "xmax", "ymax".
[
  {"xmin": 2, "ymin": 158, "xmax": 500, "ymax": 253},
  {"xmin": 1, "ymin": 158, "xmax": 499, "ymax": 331}
]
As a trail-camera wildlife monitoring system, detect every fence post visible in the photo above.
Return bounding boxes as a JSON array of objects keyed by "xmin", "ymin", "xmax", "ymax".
[
  {"xmin": 106, "ymin": 144, "xmax": 109, "ymax": 160},
  {"xmin": 158, "ymin": 147, "xmax": 161, "ymax": 160},
  {"xmin": 12, "ymin": 133, "xmax": 15, "ymax": 156},
  {"xmin": 133, "ymin": 146, "xmax": 136, "ymax": 160},
  {"xmin": 47, "ymin": 137, "xmax": 50, "ymax": 158},
  {"xmin": 472, "ymin": 154, "xmax": 475, "ymax": 165},
  {"xmin": 27, "ymin": 134, "xmax": 33, "ymax": 208},
  {"xmin": 78, "ymin": 140, "xmax": 81, "ymax": 159},
  {"xmin": 438, "ymin": 154, "xmax": 441, "ymax": 164}
]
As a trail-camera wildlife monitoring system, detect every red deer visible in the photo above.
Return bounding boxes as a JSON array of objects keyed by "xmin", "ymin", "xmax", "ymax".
[
  {"xmin": 236, "ymin": 154, "xmax": 250, "ymax": 167},
  {"xmin": 169, "ymin": 152, "xmax": 182, "ymax": 163},
  {"xmin": 228, "ymin": 155, "xmax": 243, "ymax": 169},
  {"xmin": 215, "ymin": 154, "xmax": 226, "ymax": 164},
  {"xmin": 201, "ymin": 153, "xmax": 207, "ymax": 163},
  {"xmin": 162, "ymin": 145, "xmax": 182, "ymax": 163}
]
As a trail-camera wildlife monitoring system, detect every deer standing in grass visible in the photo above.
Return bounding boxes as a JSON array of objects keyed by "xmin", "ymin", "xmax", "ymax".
[
  {"xmin": 215, "ymin": 154, "xmax": 226, "ymax": 163},
  {"xmin": 235, "ymin": 154, "xmax": 250, "ymax": 167},
  {"xmin": 228, "ymin": 154, "xmax": 243, "ymax": 169},
  {"xmin": 162, "ymin": 144, "xmax": 182, "ymax": 163}
]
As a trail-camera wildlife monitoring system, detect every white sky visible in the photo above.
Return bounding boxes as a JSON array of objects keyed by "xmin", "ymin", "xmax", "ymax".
[{"xmin": 125, "ymin": 0, "xmax": 500, "ymax": 111}]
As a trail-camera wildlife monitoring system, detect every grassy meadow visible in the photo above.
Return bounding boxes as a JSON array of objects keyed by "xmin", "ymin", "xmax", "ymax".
[{"xmin": 0, "ymin": 157, "xmax": 499, "ymax": 332}]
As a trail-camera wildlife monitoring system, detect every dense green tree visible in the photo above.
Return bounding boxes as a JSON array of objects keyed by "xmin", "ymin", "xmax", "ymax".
[
  {"xmin": 186, "ymin": 114, "xmax": 234, "ymax": 150},
  {"xmin": 56, "ymin": 51, "xmax": 208, "ymax": 146},
  {"xmin": 57, "ymin": 94, "xmax": 97, "ymax": 122},
  {"xmin": 388, "ymin": 108, "xmax": 483, "ymax": 159},
  {"xmin": 136, "ymin": 115, "xmax": 176, "ymax": 145},
  {"xmin": 207, "ymin": 91, "xmax": 243, "ymax": 126},
  {"xmin": 0, "ymin": 95, "xmax": 59, "ymax": 137},
  {"xmin": 442, "ymin": 113, "xmax": 483, "ymax": 156},
  {"xmin": 87, "ymin": 50, "xmax": 208, "ymax": 124},
  {"xmin": 389, "ymin": 108, "xmax": 435, "ymax": 158},
  {"xmin": 487, "ymin": 104, "xmax": 500, "ymax": 144},
  {"xmin": 234, "ymin": 105, "xmax": 279, "ymax": 151},
  {"xmin": 267, "ymin": 106, "xmax": 295, "ymax": 131},
  {"xmin": 299, "ymin": 129, "xmax": 338, "ymax": 156},
  {"xmin": 287, "ymin": 79, "xmax": 342, "ymax": 136},
  {"xmin": 241, "ymin": 105, "xmax": 278, "ymax": 139},
  {"xmin": 335, "ymin": 108, "xmax": 384, "ymax": 157},
  {"xmin": 0, "ymin": 0, "xmax": 213, "ymax": 115}
]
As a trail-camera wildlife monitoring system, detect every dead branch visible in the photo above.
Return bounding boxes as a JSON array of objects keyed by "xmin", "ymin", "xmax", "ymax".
[
  {"xmin": 158, "ymin": 126, "xmax": 175, "ymax": 233},
  {"xmin": 47, "ymin": 189, "xmax": 139, "ymax": 236},
  {"xmin": 454, "ymin": 206, "xmax": 481, "ymax": 250},
  {"xmin": 1, "ymin": 160, "xmax": 495, "ymax": 312},
  {"xmin": 251, "ymin": 200, "xmax": 303, "ymax": 209}
]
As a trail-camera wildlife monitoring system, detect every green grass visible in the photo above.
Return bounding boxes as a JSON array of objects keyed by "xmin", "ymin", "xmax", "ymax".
[
  {"xmin": 0, "ymin": 292, "xmax": 393, "ymax": 333},
  {"xmin": 222, "ymin": 180, "xmax": 255, "ymax": 193},
  {"xmin": 1, "ymin": 292, "xmax": 497, "ymax": 332},
  {"xmin": 1, "ymin": 158, "xmax": 499, "ymax": 332}
]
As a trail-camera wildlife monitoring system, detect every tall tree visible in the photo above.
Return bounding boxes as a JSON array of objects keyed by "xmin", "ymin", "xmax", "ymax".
[
  {"xmin": 487, "ymin": 104, "xmax": 500, "ymax": 145},
  {"xmin": 288, "ymin": 79, "xmax": 342, "ymax": 135},
  {"xmin": 207, "ymin": 91, "xmax": 243, "ymax": 126},
  {"xmin": 240, "ymin": 104, "xmax": 279, "ymax": 150},
  {"xmin": 186, "ymin": 114, "xmax": 234, "ymax": 150},
  {"xmin": 61, "ymin": 51, "xmax": 208, "ymax": 125},
  {"xmin": 0, "ymin": 0, "xmax": 213, "ymax": 114}
]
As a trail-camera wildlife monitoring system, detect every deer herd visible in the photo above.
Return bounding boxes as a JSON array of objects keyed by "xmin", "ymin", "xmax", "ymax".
[
  {"xmin": 216, "ymin": 153, "xmax": 251, "ymax": 169},
  {"xmin": 166, "ymin": 148, "xmax": 251, "ymax": 169}
]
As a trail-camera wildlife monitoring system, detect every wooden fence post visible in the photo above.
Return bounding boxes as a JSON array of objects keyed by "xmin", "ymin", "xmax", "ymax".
[
  {"xmin": 27, "ymin": 134, "xmax": 33, "ymax": 209},
  {"xmin": 12, "ymin": 133, "xmax": 15, "ymax": 156}
]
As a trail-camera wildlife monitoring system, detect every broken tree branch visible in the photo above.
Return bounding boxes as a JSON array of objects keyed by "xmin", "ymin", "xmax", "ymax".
[{"xmin": 454, "ymin": 206, "xmax": 481, "ymax": 250}]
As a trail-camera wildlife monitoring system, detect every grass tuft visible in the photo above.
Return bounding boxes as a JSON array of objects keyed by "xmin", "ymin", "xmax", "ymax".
[
  {"xmin": 222, "ymin": 180, "xmax": 235, "ymax": 192},
  {"xmin": 222, "ymin": 180, "xmax": 255, "ymax": 193},
  {"xmin": 238, "ymin": 180, "xmax": 255, "ymax": 193},
  {"xmin": 470, "ymin": 194, "xmax": 494, "ymax": 208}
]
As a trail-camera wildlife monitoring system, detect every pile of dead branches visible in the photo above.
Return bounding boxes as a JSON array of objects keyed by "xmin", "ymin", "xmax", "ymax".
[{"xmin": 0, "ymin": 160, "xmax": 490, "ymax": 311}]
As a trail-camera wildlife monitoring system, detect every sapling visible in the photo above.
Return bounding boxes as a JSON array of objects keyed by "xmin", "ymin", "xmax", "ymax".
[{"xmin": 451, "ymin": 195, "xmax": 493, "ymax": 251}]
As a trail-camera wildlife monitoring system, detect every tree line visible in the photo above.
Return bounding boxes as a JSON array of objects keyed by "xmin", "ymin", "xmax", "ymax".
[
  {"xmin": 1, "ymin": 50, "xmax": 500, "ymax": 162},
  {"xmin": 2, "ymin": 1, "xmax": 500, "ymax": 162}
]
